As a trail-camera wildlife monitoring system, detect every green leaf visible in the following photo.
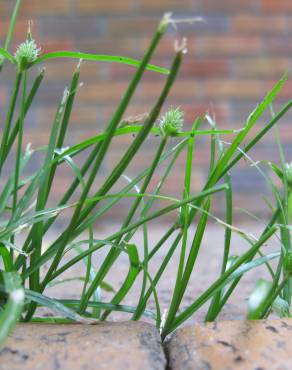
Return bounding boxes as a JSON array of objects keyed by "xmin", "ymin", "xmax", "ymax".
[
  {"xmin": 24, "ymin": 289, "xmax": 95, "ymax": 323},
  {"xmin": 272, "ymin": 296, "xmax": 291, "ymax": 318},
  {"xmin": 247, "ymin": 278, "xmax": 272, "ymax": 320},
  {"xmin": 0, "ymin": 272, "xmax": 24, "ymax": 347},
  {"xmin": 0, "ymin": 244, "xmax": 14, "ymax": 271},
  {"xmin": 58, "ymin": 299, "xmax": 156, "ymax": 320},
  {"xmin": 0, "ymin": 0, "xmax": 21, "ymax": 70},
  {"xmin": 101, "ymin": 244, "xmax": 140, "ymax": 320},
  {"xmin": 32, "ymin": 51, "xmax": 169, "ymax": 75},
  {"xmin": 0, "ymin": 47, "xmax": 16, "ymax": 64}
]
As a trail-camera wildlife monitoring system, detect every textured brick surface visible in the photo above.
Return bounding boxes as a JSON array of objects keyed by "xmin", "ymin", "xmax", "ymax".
[
  {"xmin": 0, "ymin": 322, "xmax": 166, "ymax": 370},
  {"xmin": 76, "ymin": 0, "xmax": 133, "ymax": 14},
  {"xmin": 18, "ymin": 0, "xmax": 70, "ymax": 15},
  {"xmin": 0, "ymin": 0, "xmax": 291, "ymax": 221},
  {"xmin": 263, "ymin": 0, "xmax": 292, "ymax": 12},
  {"xmin": 166, "ymin": 319, "xmax": 292, "ymax": 370}
]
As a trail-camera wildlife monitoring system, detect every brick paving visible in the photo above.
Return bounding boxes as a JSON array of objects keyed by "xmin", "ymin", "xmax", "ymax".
[
  {"xmin": 0, "ymin": 322, "xmax": 166, "ymax": 370},
  {"xmin": 166, "ymin": 319, "xmax": 292, "ymax": 370}
]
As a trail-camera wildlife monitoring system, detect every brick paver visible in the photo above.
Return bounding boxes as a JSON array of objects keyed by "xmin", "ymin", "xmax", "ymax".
[
  {"xmin": 0, "ymin": 322, "xmax": 166, "ymax": 370},
  {"xmin": 166, "ymin": 319, "xmax": 292, "ymax": 370}
]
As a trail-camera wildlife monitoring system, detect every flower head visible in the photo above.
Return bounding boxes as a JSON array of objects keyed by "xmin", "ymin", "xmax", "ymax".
[
  {"xmin": 158, "ymin": 107, "xmax": 184, "ymax": 137},
  {"xmin": 14, "ymin": 38, "xmax": 41, "ymax": 70}
]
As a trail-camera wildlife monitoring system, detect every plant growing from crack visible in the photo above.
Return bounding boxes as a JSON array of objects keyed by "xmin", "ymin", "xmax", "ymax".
[{"xmin": 0, "ymin": 1, "xmax": 291, "ymax": 346}]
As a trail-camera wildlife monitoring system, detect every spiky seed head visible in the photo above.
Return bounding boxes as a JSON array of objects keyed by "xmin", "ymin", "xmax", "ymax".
[
  {"xmin": 159, "ymin": 107, "xmax": 184, "ymax": 137},
  {"xmin": 14, "ymin": 38, "xmax": 41, "ymax": 71},
  {"xmin": 284, "ymin": 162, "xmax": 292, "ymax": 187}
]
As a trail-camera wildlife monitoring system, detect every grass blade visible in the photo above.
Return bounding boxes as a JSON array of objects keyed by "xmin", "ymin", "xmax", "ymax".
[
  {"xmin": 0, "ymin": 272, "xmax": 24, "ymax": 347},
  {"xmin": 32, "ymin": 51, "xmax": 169, "ymax": 75}
]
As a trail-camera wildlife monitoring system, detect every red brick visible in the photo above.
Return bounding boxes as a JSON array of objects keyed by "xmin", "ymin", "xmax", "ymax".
[
  {"xmin": 19, "ymin": 0, "xmax": 70, "ymax": 15},
  {"xmin": 74, "ymin": 38, "xmax": 136, "ymax": 55},
  {"xmin": 0, "ymin": 19, "xmax": 40, "ymax": 41},
  {"xmin": 182, "ymin": 102, "xmax": 230, "ymax": 123},
  {"xmin": 78, "ymin": 81, "xmax": 130, "ymax": 103},
  {"xmin": 231, "ymin": 15, "xmax": 287, "ymax": 34},
  {"xmin": 277, "ymin": 123, "xmax": 292, "ymax": 140},
  {"xmin": 263, "ymin": 0, "xmax": 292, "ymax": 12},
  {"xmin": 80, "ymin": 79, "xmax": 198, "ymax": 105},
  {"xmin": 204, "ymin": 80, "xmax": 264, "ymax": 100},
  {"xmin": 262, "ymin": 36, "xmax": 292, "ymax": 54},
  {"xmin": 41, "ymin": 39, "xmax": 74, "ymax": 54},
  {"xmin": 23, "ymin": 132, "xmax": 53, "ymax": 147},
  {"xmin": 36, "ymin": 106, "xmax": 98, "ymax": 129},
  {"xmin": 43, "ymin": 60, "xmax": 102, "ymax": 81},
  {"xmin": 198, "ymin": 36, "xmax": 262, "ymax": 56},
  {"xmin": 0, "ymin": 3, "xmax": 5, "ymax": 15},
  {"xmin": 108, "ymin": 18, "xmax": 158, "ymax": 36},
  {"xmin": 76, "ymin": 0, "xmax": 133, "ymax": 13},
  {"xmin": 110, "ymin": 58, "xmax": 228, "ymax": 82},
  {"xmin": 140, "ymin": 80, "xmax": 197, "ymax": 101},
  {"xmin": 140, "ymin": 0, "xmax": 193, "ymax": 11},
  {"xmin": 0, "ymin": 88, "xmax": 7, "ymax": 108},
  {"xmin": 108, "ymin": 58, "xmax": 168, "ymax": 81},
  {"xmin": 104, "ymin": 102, "xmax": 229, "ymax": 125},
  {"xmin": 286, "ymin": 17, "xmax": 292, "ymax": 32},
  {"xmin": 264, "ymin": 80, "xmax": 292, "ymax": 99},
  {"xmin": 233, "ymin": 58, "xmax": 290, "ymax": 77},
  {"xmin": 179, "ymin": 59, "xmax": 229, "ymax": 77},
  {"xmin": 137, "ymin": 36, "xmax": 195, "ymax": 57},
  {"xmin": 200, "ymin": 0, "xmax": 258, "ymax": 12}
]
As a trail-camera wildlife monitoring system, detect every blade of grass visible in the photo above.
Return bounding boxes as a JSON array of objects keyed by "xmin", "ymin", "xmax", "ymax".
[
  {"xmin": 0, "ymin": 272, "xmax": 24, "ymax": 348},
  {"xmin": 32, "ymin": 51, "xmax": 169, "ymax": 75},
  {"xmin": 162, "ymin": 225, "xmax": 277, "ymax": 338},
  {"xmin": 0, "ymin": 73, "xmax": 22, "ymax": 174},
  {"xmin": 2, "ymin": 69, "xmax": 45, "ymax": 167},
  {"xmin": 101, "ymin": 244, "xmax": 140, "ymax": 320},
  {"xmin": 25, "ymin": 15, "xmax": 171, "ymax": 319},
  {"xmin": 0, "ymin": 0, "xmax": 21, "ymax": 71},
  {"xmin": 76, "ymin": 48, "xmax": 185, "ymax": 314},
  {"xmin": 22, "ymin": 185, "xmax": 227, "ymax": 282},
  {"xmin": 29, "ymin": 88, "xmax": 69, "ymax": 293}
]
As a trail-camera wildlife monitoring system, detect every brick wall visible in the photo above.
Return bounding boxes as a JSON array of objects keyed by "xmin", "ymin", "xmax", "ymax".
[{"xmin": 0, "ymin": 0, "xmax": 292, "ymax": 222}]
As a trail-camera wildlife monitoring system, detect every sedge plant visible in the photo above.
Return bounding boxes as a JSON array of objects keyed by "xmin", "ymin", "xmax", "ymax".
[{"xmin": 0, "ymin": 1, "xmax": 291, "ymax": 346}]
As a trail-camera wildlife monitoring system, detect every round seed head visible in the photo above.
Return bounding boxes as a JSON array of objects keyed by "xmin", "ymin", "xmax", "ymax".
[
  {"xmin": 14, "ymin": 38, "xmax": 41, "ymax": 70},
  {"xmin": 159, "ymin": 107, "xmax": 184, "ymax": 137}
]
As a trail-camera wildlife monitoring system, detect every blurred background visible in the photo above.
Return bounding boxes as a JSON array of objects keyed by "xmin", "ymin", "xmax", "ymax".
[{"xmin": 0, "ymin": 0, "xmax": 291, "ymax": 223}]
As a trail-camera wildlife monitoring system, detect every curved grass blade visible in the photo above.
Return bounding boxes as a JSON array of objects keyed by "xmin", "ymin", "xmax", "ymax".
[
  {"xmin": 162, "ymin": 226, "xmax": 277, "ymax": 338},
  {"xmin": 24, "ymin": 289, "xmax": 95, "ymax": 323},
  {"xmin": 59, "ymin": 299, "xmax": 156, "ymax": 320},
  {"xmin": 0, "ymin": 0, "xmax": 21, "ymax": 70},
  {"xmin": 0, "ymin": 48, "xmax": 16, "ymax": 65},
  {"xmin": 101, "ymin": 243, "xmax": 140, "ymax": 320},
  {"xmin": 247, "ymin": 278, "xmax": 273, "ymax": 319},
  {"xmin": 32, "ymin": 51, "xmax": 169, "ymax": 74}
]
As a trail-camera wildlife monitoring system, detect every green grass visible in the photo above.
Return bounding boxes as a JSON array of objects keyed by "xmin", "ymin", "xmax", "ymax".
[{"xmin": 0, "ymin": 1, "xmax": 291, "ymax": 345}]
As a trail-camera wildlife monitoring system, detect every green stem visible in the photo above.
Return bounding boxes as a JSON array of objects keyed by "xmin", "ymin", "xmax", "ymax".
[
  {"xmin": 162, "ymin": 226, "xmax": 277, "ymax": 338},
  {"xmin": 24, "ymin": 16, "xmax": 169, "ymax": 321},
  {"xmin": 77, "ymin": 49, "xmax": 183, "ymax": 314},
  {"xmin": 0, "ymin": 0, "xmax": 21, "ymax": 71},
  {"xmin": 12, "ymin": 70, "xmax": 26, "ymax": 214},
  {"xmin": 100, "ymin": 137, "xmax": 168, "ymax": 319},
  {"xmin": 0, "ymin": 73, "xmax": 22, "ymax": 173}
]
